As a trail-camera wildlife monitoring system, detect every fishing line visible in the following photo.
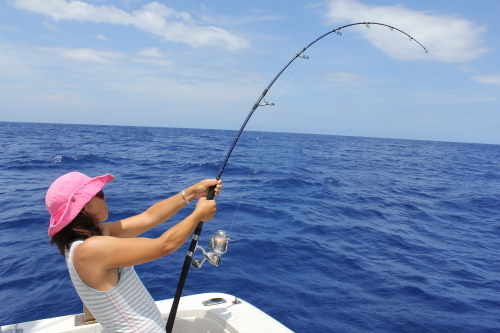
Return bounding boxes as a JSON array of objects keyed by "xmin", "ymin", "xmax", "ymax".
[
  {"xmin": 228, "ymin": 68, "xmax": 300, "ymax": 233},
  {"xmin": 273, "ymin": 34, "xmax": 340, "ymax": 104},
  {"xmin": 229, "ymin": 34, "xmax": 343, "ymax": 233},
  {"xmin": 228, "ymin": 127, "xmax": 267, "ymax": 233},
  {"xmin": 166, "ymin": 22, "xmax": 427, "ymax": 333}
]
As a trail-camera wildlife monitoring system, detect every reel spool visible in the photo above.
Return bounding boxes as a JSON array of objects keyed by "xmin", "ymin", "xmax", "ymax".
[{"xmin": 192, "ymin": 230, "xmax": 230, "ymax": 269}]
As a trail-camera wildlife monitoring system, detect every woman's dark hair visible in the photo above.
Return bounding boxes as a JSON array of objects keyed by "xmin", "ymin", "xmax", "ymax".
[{"xmin": 50, "ymin": 210, "xmax": 103, "ymax": 257}]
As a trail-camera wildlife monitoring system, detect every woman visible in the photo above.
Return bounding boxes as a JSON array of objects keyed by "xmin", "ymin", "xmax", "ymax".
[{"xmin": 46, "ymin": 171, "xmax": 222, "ymax": 333}]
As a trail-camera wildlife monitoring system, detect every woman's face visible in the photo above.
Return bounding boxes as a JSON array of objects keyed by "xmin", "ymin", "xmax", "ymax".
[{"xmin": 84, "ymin": 193, "xmax": 109, "ymax": 222}]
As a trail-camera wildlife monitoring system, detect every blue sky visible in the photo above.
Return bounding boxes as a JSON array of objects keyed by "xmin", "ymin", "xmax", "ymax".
[{"xmin": 1, "ymin": 0, "xmax": 499, "ymax": 144}]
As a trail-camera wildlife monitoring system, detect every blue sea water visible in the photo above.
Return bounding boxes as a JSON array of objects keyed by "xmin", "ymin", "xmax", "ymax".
[{"xmin": 1, "ymin": 121, "xmax": 499, "ymax": 333}]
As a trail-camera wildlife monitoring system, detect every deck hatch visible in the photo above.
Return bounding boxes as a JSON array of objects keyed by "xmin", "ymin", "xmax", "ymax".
[{"xmin": 202, "ymin": 297, "xmax": 227, "ymax": 306}]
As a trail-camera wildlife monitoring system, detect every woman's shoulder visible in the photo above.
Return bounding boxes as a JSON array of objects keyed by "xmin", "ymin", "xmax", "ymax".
[
  {"xmin": 65, "ymin": 239, "xmax": 85, "ymax": 258},
  {"xmin": 79, "ymin": 235, "xmax": 115, "ymax": 247},
  {"xmin": 74, "ymin": 235, "xmax": 116, "ymax": 258}
]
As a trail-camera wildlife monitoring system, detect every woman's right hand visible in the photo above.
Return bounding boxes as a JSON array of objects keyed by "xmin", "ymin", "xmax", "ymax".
[{"xmin": 194, "ymin": 197, "xmax": 217, "ymax": 222}]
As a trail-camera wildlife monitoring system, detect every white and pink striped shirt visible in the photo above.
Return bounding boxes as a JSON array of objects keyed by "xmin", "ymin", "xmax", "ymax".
[{"xmin": 66, "ymin": 240, "xmax": 165, "ymax": 333}]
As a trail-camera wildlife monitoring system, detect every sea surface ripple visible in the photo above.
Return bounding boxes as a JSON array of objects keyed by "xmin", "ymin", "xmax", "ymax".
[{"xmin": 1, "ymin": 122, "xmax": 499, "ymax": 332}]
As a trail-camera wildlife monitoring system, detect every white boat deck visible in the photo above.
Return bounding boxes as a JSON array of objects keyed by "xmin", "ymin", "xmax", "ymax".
[{"xmin": 1, "ymin": 293, "xmax": 294, "ymax": 333}]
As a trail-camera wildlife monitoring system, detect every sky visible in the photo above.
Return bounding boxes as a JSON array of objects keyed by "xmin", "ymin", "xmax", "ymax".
[{"xmin": 1, "ymin": 0, "xmax": 499, "ymax": 144}]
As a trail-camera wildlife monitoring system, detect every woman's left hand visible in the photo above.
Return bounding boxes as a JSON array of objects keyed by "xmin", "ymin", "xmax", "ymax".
[{"xmin": 188, "ymin": 179, "xmax": 223, "ymax": 199}]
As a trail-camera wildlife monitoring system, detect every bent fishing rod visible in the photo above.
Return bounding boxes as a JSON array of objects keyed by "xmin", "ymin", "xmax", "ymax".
[{"xmin": 166, "ymin": 22, "xmax": 427, "ymax": 332}]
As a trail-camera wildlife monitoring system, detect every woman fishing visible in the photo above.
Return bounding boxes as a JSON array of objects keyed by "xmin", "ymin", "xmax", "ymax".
[{"xmin": 45, "ymin": 171, "xmax": 222, "ymax": 333}]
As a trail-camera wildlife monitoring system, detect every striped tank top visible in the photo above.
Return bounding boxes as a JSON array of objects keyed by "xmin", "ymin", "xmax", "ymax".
[{"xmin": 66, "ymin": 240, "xmax": 165, "ymax": 333}]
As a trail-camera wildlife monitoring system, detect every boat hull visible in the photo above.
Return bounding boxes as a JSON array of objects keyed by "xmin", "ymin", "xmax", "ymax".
[{"xmin": 1, "ymin": 293, "xmax": 293, "ymax": 333}]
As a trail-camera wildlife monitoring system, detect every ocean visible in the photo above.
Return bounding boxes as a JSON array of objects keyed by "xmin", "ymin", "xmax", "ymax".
[{"xmin": 0, "ymin": 121, "xmax": 499, "ymax": 332}]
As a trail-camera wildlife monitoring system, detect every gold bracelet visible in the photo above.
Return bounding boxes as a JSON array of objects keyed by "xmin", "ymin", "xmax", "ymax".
[{"xmin": 181, "ymin": 189, "xmax": 190, "ymax": 204}]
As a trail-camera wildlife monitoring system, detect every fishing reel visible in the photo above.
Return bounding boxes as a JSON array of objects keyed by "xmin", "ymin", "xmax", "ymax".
[{"xmin": 192, "ymin": 230, "xmax": 230, "ymax": 269}]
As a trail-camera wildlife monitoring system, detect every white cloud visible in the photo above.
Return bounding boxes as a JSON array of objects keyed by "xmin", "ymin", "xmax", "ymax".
[
  {"xmin": 322, "ymin": 71, "xmax": 365, "ymax": 85},
  {"xmin": 323, "ymin": 0, "xmax": 489, "ymax": 62},
  {"xmin": 0, "ymin": 25, "xmax": 19, "ymax": 32},
  {"xmin": 470, "ymin": 74, "xmax": 500, "ymax": 86},
  {"xmin": 95, "ymin": 34, "xmax": 108, "ymax": 41},
  {"xmin": 0, "ymin": 39, "xmax": 263, "ymax": 99},
  {"xmin": 136, "ymin": 47, "xmax": 163, "ymax": 58},
  {"xmin": 42, "ymin": 20, "xmax": 58, "ymax": 30},
  {"xmin": 198, "ymin": 12, "xmax": 286, "ymax": 26},
  {"xmin": 133, "ymin": 47, "xmax": 173, "ymax": 67},
  {"xmin": 0, "ymin": 42, "xmax": 34, "ymax": 78},
  {"xmin": 37, "ymin": 46, "xmax": 126, "ymax": 63},
  {"xmin": 457, "ymin": 65, "xmax": 475, "ymax": 73},
  {"xmin": 9, "ymin": 0, "xmax": 250, "ymax": 51}
]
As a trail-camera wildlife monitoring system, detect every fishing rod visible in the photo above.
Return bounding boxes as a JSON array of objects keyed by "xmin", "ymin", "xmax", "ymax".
[{"xmin": 166, "ymin": 22, "xmax": 427, "ymax": 332}]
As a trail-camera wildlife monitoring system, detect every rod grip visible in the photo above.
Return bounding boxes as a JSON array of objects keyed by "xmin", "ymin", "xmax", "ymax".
[
  {"xmin": 206, "ymin": 178, "xmax": 220, "ymax": 200},
  {"xmin": 206, "ymin": 185, "xmax": 216, "ymax": 200}
]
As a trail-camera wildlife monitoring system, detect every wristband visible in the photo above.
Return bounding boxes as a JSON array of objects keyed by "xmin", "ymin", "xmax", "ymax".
[{"xmin": 181, "ymin": 190, "xmax": 190, "ymax": 204}]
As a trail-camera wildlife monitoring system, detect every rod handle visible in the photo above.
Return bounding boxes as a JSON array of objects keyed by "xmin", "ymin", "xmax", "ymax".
[{"xmin": 206, "ymin": 178, "xmax": 220, "ymax": 200}]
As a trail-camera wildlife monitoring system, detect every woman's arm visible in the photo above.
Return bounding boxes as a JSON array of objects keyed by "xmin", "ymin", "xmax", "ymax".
[
  {"xmin": 101, "ymin": 179, "xmax": 222, "ymax": 238},
  {"xmin": 73, "ymin": 197, "xmax": 217, "ymax": 290}
]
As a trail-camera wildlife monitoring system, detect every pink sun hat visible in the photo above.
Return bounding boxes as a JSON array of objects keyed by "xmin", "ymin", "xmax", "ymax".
[{"xmin": 46, "ymin": 172, "xmax": 114, "ymax": 237}]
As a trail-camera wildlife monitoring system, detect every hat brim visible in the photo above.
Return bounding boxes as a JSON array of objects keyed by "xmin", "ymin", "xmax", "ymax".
[{"xmin": 48, "ymin": 173, "xmax": 114, "ymax": 237}]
